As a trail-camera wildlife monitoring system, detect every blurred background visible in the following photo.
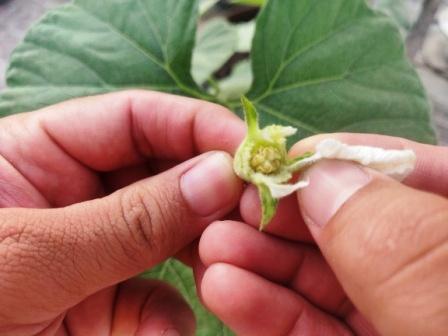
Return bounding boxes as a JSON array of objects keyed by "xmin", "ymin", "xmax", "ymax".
[{"xmin": 1, "ymin": 0, "xmax": 447, "ymax": 143}]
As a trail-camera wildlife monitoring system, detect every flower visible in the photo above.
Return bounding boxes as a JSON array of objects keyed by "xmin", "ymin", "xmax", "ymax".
[
  {"xmin": 233, "ymin": 97, "xmax": 417, "ymax": 231},
  {"xmin": 233, "ymin": 97, "xmax": 311, "ymax": 229}
]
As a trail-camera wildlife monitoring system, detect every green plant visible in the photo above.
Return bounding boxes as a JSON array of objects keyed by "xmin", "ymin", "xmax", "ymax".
[{"xmin": 0, "ymin": 0, "xmax": 436, "ymax": 334}]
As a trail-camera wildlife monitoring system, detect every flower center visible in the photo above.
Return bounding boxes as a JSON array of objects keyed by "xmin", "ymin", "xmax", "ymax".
[{"xmin": 250, "ymin": 145, "xmax": 283, "ymax": 174}]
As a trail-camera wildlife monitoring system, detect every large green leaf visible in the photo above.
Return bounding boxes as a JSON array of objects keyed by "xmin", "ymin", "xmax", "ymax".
[
  {"xmin": 247, "ymin": 0, "xmax": 436, "ymax": 144},
  {"xmin": 0, "ymin": 0, "xmax": 206, "ymax": 115},
  {"xmin": 142, "ymin": 259, "xmax": 233, "ymax": 336}
]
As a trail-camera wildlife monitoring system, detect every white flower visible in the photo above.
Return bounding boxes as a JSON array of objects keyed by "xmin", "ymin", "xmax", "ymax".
[
  {"xmin": 233, "ymin": 97, "xmax": 300, "ymax": 229},
  {"xmin": 233, "ymin": 97, "xmax": 417, "ymax": 230}
]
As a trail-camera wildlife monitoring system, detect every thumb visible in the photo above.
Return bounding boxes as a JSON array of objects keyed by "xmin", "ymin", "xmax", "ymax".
[
  {"xmin": 297, "ymin": 160, "xmax": 448, "ymax": 336},
  {"xmin": 0, "ymin": 152, "xmax": 241, "ymax": 321}
]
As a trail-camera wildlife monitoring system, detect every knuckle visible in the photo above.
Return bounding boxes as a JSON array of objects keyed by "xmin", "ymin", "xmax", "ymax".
[
  {"xmin": 119, "ymin": 188, "xmax": 155, "ymax": 250},
  {"xmin": 118, "ymin": 186, "xmax": 181, "ymax": 257}
]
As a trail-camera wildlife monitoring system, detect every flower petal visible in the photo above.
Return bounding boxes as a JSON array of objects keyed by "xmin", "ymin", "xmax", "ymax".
[
  {"xmin": 261, "ymin": 125, "xmax": 297, "ymax": 144},
  {"xmin": 256, "ymin": 174, "xmax": 309, "ymax": 198},
  {"xmin": 289, "ymin": 139, "xmax": 416, "ymax": 181},
  {"xmin": 315, "ymin": 139, "xmax": 416, "ymax": 181}
]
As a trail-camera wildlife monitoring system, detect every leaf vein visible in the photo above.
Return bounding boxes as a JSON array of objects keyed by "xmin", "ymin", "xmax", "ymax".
[
  {"xmin": 267, "ymin": 74, "xmax": 344, "ymax": 96},
  {"xmin": 256, "ymin": 103, "xmax": 321, "ymax": 134},
  {"xmin": 254, "ymin": 16, "xmax": 365, "ymax": 102},
  {"xmin": 73, "ymin": 3, "xmax": 167, "ymax": 70},
  {"xmin": 137, "ymin": 0, "xmax": 167, "ymax": 59},
  {"xmin": 23, "ymin": 40, "xmax": 110, "ymax": 86}
]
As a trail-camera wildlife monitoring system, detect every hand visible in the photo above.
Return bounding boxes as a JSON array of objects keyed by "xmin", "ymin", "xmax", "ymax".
[
  {"xmin": 196, "ymin": 133, "xmax": 448, "ymax": 336},
  {"xmin": 0, "ymin": 91, "xmax": 244, "ymax": 336}
]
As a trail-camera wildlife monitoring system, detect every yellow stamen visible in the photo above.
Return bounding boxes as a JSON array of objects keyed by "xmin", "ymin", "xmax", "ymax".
[{"xmin": 250, "ymin": 146, "xmax": 282, "ymax": 174}]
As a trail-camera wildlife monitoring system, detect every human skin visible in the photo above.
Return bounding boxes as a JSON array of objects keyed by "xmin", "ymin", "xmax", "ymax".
[
  {"xmin": 0, "ymin": 91, "xmax": 245, "ymax": 336},
  {"xmin": 197, "ymin": 133, "xmax": 448, "ymax": 336},
  {"xmin": 1, "ymin": 90, "xmax": 447, "ymax": 336}
]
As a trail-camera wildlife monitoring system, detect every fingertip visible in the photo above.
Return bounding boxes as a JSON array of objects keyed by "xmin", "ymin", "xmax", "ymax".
[
  {"xmin": 136, "ymin": 281, "xmax": 196, "ymax": 336},
  {"xmin": 201, "ymin": 263, "xmax": 259, "ymax": 324},
  {"xmin": 199, "ymin": 219, "xmax": 313, "ymax": 285},
  {"xmin": 240, "ymin": 185, "xmax": 261, "ymax": 226},
  {"xmin": 200, "ymin": 220, "xmax": 274, "ymax": 269},
  {"xmin": 199, "ymin": 221, "xmax": 230, "ymax": 266},
  {"xmin": 240, "ymin": 185, "xmax": 312, "ymax": 241},
  {"xmin": 201, "ymin": 263, "xmax": 306, "ymax": 336},
  {"xmin": 201, "ymin": 263, "xmax": 235, "ymax": 305},
  {"xmin": 194, "ymin": 103, "xmax": 246, "ymax": 155},
  {"xmin": 181, "ymin": 152, "xmax": 243, "ymax": 218}
]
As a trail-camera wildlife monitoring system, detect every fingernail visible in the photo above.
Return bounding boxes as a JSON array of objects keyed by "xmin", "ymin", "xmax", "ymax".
[
  {"xmin": 181, "ymin": 152, "xmax": 238, "ymax": 217},
  {"xmin": 298, "ymin": 160, "xmax": 371, "ymax": 228},
  {"xmin": 162, "ymin": 329, "xmax": 180, "ymax": 336}
]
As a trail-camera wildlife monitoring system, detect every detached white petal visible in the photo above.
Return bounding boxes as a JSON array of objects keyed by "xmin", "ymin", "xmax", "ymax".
[
  {"xmin": 316, "ymin": 139, "xmax": 416, "ymax": 180},
  {"xmin": 254, "ymin": 173, "xmax": 309, "ymax": 198},
  {"xmin": 290, "ymin": 139, "xmax": 416, "ymax": 181}
]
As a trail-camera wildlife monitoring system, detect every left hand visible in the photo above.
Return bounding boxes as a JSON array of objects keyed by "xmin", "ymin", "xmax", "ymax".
[{"xmin": 0, "ymin": 90, "xmax": 244, "ymax": 335}]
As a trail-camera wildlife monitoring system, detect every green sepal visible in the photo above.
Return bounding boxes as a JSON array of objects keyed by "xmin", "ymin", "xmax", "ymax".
[
  {"xmin": 258, "ymin": 183, "xmax": 279, "ymax": 230},
  {"xmin": 241, "ymin": 96, "xmax": 259, "ymax": 137}
]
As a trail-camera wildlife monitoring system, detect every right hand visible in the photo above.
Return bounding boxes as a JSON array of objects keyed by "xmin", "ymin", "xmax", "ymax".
[{"xmin": 196, "ymin": 133, "xmax": 448, "ymax": 336}]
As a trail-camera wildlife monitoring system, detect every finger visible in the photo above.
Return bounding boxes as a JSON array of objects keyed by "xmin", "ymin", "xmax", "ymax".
[
  {"xmin": 0, "ymin": 155, "xmax": 50, "ymax": 208},
  {"xmin": 23, "ymin": 90, "xmax": 245, "ymax": 170},
  {"xmin": 113, "ymin": 278, "xmax": 194, "ymax": 336},
  {"xmin": 200, "ymin": 263, "xmax": 352, "ymax": 336},
  {"xmin": 290, "ymin": 133, "xmax": 448, "ymax": 197},
  {"xmin": 298, "ymin": 160, "xmax": 448, "ymax": 336},
  {"xmin": 199, "ymin": 221, "xmax": 349, "ymax": 316},
  {"xmin": 0, "ymin": 152, "xmax": 242, "ymax": 323},
  {"xmin": 65, "ymin": 279, "xmax": 194, "ymax": 336},
  {"xmin": 64, "ymin": 286, "xmax": 117, "ymax": 336},
  {"xmin": 0, "ymin": 90, "xmax": 245, "ymax": 206},
  {"xmin": 240, "ymin": 185, "xmax": 312, "ymax": 242}
]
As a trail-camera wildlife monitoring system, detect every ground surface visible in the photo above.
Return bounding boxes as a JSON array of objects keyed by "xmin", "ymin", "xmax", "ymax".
[{"xmin": 1, "ymin": 0, "xmax": 447, "ymax": 144}]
